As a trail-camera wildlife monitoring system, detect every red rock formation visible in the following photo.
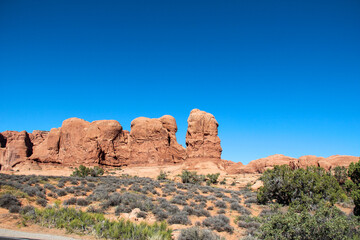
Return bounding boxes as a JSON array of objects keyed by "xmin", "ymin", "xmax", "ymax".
[
  {"xmin": 30, "ymin": 115, "xmax": 186, "ymax": 167},
  {"xmin": 228, "ymin": 154, "xmax": 297, "ymax": 174},
  {"xmin": 0, "ymin": 131, "xmax": 33, "ymax": 170},
  {"xmin": 129, "ymin": 115, "xmax": 186, "ymax": 165},
  {"xmin": 228, "ymin": 154, "xmax": 360, "ymax": 174},
  {"xmin": 29, "ymin": 130, "xmax": 49, "ymax": 147},
  {"xmin": 31, "ymin": 118, "xmax": 129, "ymax": 166},
  {"xmin": 186, "ymin": 109, "xmax": 222, "ymax": 160},
  {"xmin": 1, "ymin": 109, "xmax": 359, "ymax": 173}
]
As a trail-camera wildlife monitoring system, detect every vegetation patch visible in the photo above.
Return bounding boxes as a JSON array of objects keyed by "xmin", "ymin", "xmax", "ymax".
[{"xmin": 21, "ymin": 206, "xmax": 172, "ymax": 240}]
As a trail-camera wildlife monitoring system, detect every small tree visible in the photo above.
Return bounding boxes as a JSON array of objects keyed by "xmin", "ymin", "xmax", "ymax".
[
  {"xmin": 71, "ymin": 165, "xmax": 104, "ymax": 178},
  {"xmin": 180, "ymin": 170, "xmax": 202, "ymax": 184},
  {"xmin": 206, "ymin": 173, "xmax": 220, "ymax": 185},
  {"xmin": 333, "ymin": 166, "xmax": 348, "ymax": 185},
  {"xmin": 346, "ymin": 159, "xmax": 360, "ymax": 216},
  {"xmin": 157, "ymin": 170, "xmax": 167, "ymax": 180}
]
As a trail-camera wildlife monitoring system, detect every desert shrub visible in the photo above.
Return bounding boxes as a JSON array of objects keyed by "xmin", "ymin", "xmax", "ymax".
[
  {"xmin": 136, "ymin": 211, "xmax": 147, "ymax": 218},
  {"xmin": 153, "ymin": 208, "xmax": 169, "ymax": 221},
  {"xmin": 86, "ymin": 185, "xmax": 109, "ymax": 202},
  {"xmin": 47, "ymin": 192, "xmax": 57, "ymax": 199},
  {"xmin": 21, "ymin": 206, "xmax": 172, "ymax": 239},
  {"xmin": 220, "ymin": 178, "xmax": 226, "ymax": 185},
  {"xmin": 0, "ymin": 194, "xmax": 21, "ymax": 210},
  {"xmin": 230, "ymin": 202, "xmax": 251, "ymax": 215},
  {"xmin": 244, "ymin": 196, "xmax": 258, "ymax": 204},
  {"xmin": 101, "ymin": 192, "xmax": 122, "ymax": 208},
  {"xmin": 180, "ymin": 170, "xmax": 203, "ymax": 184},
  {"xmin": 178, "ymin": 227, "xmax": 224, "ymax": 240},
  {"xmin": 159, "ymin": 200, "xmax": 180, "ymax": 214},
  {"xmin": 206, "ymin": 173, "xmax": 220, "ymax": 185},
  {"xmin": 36, "ymin": 198, "xmax": 47, "ymax": 207},
  {"xmin": 56, "ymin": 189, "xmax": 67, "ymax": 197},
  {"xmin": 63, "ymin": 197, "xmax": 77, "ymax": 205},
  {"xmin": 57, "ymin": 181, "xmax": 65, "ymax": 188},
  {"xmin": 214, "ymin": 200, "xmax": 226, "ymax": 209},
  {"xmin": 171, "ymin": 195, "xmax": 188, "ymax": 206},
  {"xmin": 203, "ymin": 215, "xmax": 234, "ymax": 233},
  {"xmin": 65, "ymin": 186, "xmax": 75, "ymax": 194},
  {"xmin": 20, "ymin": 205, "xmax": 35, "ymax": 216},
  {"xmin": 157, "ymin": 170, "xmax": 168, "ymax": 180},
  {"xmin": 86, "ymin": 206, "xmax": 104, "ymax": 214},
  {"xmin": 87, "ymin": 182, "xmax": 96, "ymax": 189},
  {"xmin": 22, "ymin": 186, "xmax": 38, "ymax": 197},
  {"xmin": 9, "ymin": 205, "xmax": 21, "ymax": 213},
  {"xmin": 207, "ymin": 206, "xmax": 214, "ymax": 210},
  {"xmin": 214, "ymin": 192, "xmax": 225, "ymax": 198},
  {"xmin": 129, "ymin": 184, "xmax": 142, "ymax": 193},
  {"xmin": 258, "ymin": 203, "xmax": 359, "ymax": 240},
  {"xmin": 70, "ymin": 179, "xmax": 79, "ymax": 185},
  {"xmin": 114, "ymin": 204, "xmax": 131, "ymax": 215},
  {"xmin": 102, "ymin": 192, "xmax": 154, "ymax": 212},
  {"xmin": 257, "ymin": 165, "xmax": 345, "ymax": 208},
  {"xmin": 76, "ymin": 198, "xmax": 90, "ymax": 206},
  {"xmin": 44, "ymin": 183, "xmax": 56, "ymax": 191},
  {"xmin": 168, "ymin": 211, "xmax": 191, "ymax": 225},
  {"xmin": 217, "ymin": 209, "xmax": 225, "ymax": 214},
  {"xmin": 71, "ymin": 165, "xmax": 104, "ymax": 178}
]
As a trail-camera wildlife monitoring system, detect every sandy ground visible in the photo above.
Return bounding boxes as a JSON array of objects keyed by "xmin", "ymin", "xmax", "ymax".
[{"xmin": 6, "ymin": 163, "xmax": 262, "ymax": 189}]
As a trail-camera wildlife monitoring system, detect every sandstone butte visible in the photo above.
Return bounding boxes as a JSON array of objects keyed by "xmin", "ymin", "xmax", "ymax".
[{"xmin": 0, "ymin": 109, "xmax": 358, "ymax": 173}]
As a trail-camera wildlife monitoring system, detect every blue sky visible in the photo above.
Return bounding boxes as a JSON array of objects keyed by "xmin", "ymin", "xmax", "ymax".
[{"xmin": 0, "ymin": 0, "xmax": 359, "ymax": 164}]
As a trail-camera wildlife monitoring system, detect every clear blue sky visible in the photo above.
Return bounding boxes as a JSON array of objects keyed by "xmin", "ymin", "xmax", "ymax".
[{"xmin": 0, "ymin": 0, "xmax": 359, "ymax": 164}]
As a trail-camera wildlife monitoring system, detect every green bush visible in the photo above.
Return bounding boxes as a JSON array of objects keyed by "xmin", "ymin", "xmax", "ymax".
[
  {"xmin": 71, "ymin": 165, "xmax": 104, "ymax": 178},
  {"xmin": 257, "ymin": 165, "xmax": 345, "ymax": 207},
  {"xmin": 333, "ymin": 166, "xmax": 348, "ymax": 185},
  {"xmin": 22, "ymin": 206, "xmax": 172, "ymax": 240},
  {"xmin": 206, "ymin": 173, "xmax": 220, "ymax": 185},
  {"xmin": 180, "ymin": 170, "xmax": 203, "ymax": 184},
  {"xmin": 157, "ymin": 171, "xmax": 168, "ymax": 180},
  {"xmin": 258, "ymin": 203, "xmax": 359, "ymax": 240},
  {"xmin": 346, "ymin": 159, "xmax": 360, "ymax": 216}
]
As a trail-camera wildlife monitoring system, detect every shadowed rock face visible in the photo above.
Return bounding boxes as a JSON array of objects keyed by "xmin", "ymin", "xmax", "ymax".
[{"xmin": 0, "ymin": 131, "xmax": 33, "ymax": 170}]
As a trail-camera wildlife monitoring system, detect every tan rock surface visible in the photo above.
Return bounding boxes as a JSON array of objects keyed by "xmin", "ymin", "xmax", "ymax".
[
  {"xmin": 129, "ymin": 115, "xmax": 186, "ymax": 165},
  {"xmin": 29, "ymin": 130, "xmax": 49, "ymax": 147},
  {"xmin": 31, "ymin": 118, "xmax": 129, "ymax": 166},
  {"xmin": 185, "ymin": 109, "xmax": 222, "ymax": 160}
]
